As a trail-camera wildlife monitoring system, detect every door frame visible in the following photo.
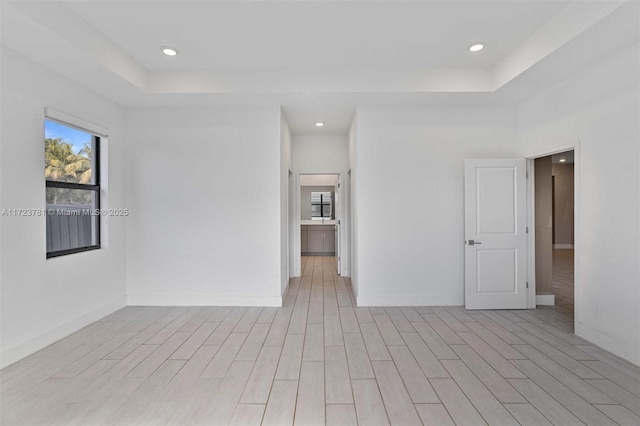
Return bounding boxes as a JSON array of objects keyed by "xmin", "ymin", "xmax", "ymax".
[
  {"xmin": 525, "ymin": 140, "xmax": 580, "ymax": 322},
  {"xmin": 293, "ymin": 171, "xmax": 346, "ymax": 277},
  {"xmin": 288, "ymin": 169, "xmax": 295, "ymax": 279}
]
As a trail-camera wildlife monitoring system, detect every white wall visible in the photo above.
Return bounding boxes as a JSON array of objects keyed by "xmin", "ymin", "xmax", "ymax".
[
  {"xmin": 517, "ymin": 44, "xmax": 640, "ymax": 365},
  {"xmin": 292, "ymin": 134, "xmax": 348, "ymax": 172},
  {"xmin": 353, "ymin": 106, "xmax": 517, "ymax": 306},
  {"xmin": 300, "ymin": 175, "xmax": 339, "ymax": 186},
  {"xmin": 0, "ymin": 49, "xmax": 127, "ymax": 368},
  {"xmin": 125, "ymin": 106, "xmax": 284, "ymax": 306}
]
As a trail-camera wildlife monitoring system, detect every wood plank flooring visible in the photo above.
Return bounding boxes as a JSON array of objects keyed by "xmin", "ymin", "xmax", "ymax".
[
  {"xmin": 2, "ymin": 256, "xmax": 639, "ymax": 425},
  {"xmin": 552, "ymin": 249, "xmax": 574, "ymax": 315}
]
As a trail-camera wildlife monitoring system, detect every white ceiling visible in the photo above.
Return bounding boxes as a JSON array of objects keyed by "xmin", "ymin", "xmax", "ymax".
[
  {"xmin": 1, "ymin": 1, "xmax": 637, "ymax": 135},
  {"xmin": 64, "ymin": 1, "xmax": 567, "ymax": 71}
]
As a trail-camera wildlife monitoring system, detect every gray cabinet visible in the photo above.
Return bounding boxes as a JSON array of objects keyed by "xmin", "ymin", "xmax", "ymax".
[
  {"xmin": 308, "ymin": 230, "xmax": 325, "ymax": 252},
  {"xmin": 301, "ymin": 228, "xmax": 308, "ymax": 252},
  {"xmin": 323, "ymin": 228, "xmax": 335, "ymax": 253},
  {"xmin": 301, "ymin": 225, "xmax": 335, "ymax": 255}
]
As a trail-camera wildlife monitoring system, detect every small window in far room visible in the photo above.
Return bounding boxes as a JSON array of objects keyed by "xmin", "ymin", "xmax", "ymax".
[{"xmin": 45, "ymin": 119, "xmax": 100, "ymax": 258}]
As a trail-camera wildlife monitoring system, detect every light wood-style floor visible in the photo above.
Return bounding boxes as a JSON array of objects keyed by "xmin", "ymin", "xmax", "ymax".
[
  {"xmin": 552, "ymin": 249, "xmax": 575, "ymax": 316},
  {"xmin": 2, "ymin": 256, "xmax": 639, "ymax": 425}
]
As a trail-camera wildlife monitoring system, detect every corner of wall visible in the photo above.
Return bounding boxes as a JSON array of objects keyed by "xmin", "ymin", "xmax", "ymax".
[
  {"xmin": 576, "ymin": 323, "xmax": 640, "ymax": 367},
  {"xmin": 348, "ymin": 111, "xmax": 358, "ymax": 297},
  {"xmin": 0, "ymin": 297, "xmax": 126, "ymax": 369},
  {"xmin": 1, "ymin": 48, "xmax": 128, "ymax": 367}
]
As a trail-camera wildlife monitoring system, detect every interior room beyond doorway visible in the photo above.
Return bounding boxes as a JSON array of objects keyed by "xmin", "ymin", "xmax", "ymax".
[
  {"xmin": 534, "ymin": 150, "xmax": 575, "ymax": 322},
  {"xmin": 299, "ymin": 174, "xmax": 340, "ymax": 273}
]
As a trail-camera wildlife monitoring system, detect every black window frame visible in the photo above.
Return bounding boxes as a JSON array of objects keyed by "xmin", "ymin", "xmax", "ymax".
[
  {"xmin": 311, "ymin": 192, "xmax": 332, "ymax": 219},
  {"xmin": 45, "ymin": 122, "xmax": 101, "ymax": 258}
]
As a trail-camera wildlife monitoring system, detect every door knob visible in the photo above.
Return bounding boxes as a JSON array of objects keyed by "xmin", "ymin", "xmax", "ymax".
[{"xmin": 467, "ymin": 240, "xmax": 482, "ymax": 246}]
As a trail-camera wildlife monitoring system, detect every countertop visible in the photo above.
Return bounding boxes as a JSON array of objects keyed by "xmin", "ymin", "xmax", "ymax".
[{"xmin": 300, "ymin": 220, "xmax": 336, "ymax": 226}]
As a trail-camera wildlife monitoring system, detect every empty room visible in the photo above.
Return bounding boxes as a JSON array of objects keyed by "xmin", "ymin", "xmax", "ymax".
[{"xmin": 1, "ymin": 1, "xmax": 639, "ymax": 425}]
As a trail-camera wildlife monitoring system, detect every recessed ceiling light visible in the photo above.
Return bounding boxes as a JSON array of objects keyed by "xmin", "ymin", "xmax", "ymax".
[
  {"xmin": 161, "ymin": 46, "xmax": 179, "ymax": 56},
  {"xmin": 559, "ymin": 158, "xmax": 566, "ymax": 163},
  {"xmin": 469, "ymin": 43, "xmax": 485, "ymax": 52},
  {"xmin": 315, "ymin": 122, "xmax": 325, "ymax": 127}
]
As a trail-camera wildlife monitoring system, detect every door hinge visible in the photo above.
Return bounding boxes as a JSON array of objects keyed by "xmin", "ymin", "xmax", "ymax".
[
  {"xmin": 337, "ymin": 183, "xmax": 340, "ymax": 188},
  {"xmin": 526, "ymin": 171, "xmax": 529, "ymax": 179},
  {"xmin": 526, "ymin": 281, "xmax": 529, "ymax": 288},
  {"xmin": 526, "ymin": 226, "xmax": 529, "ymax": 234}
]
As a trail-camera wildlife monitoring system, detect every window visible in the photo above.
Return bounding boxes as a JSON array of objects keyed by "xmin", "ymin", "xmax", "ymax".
[
  {"xmin": 311, "ymin": 191, "xmax": 332, "ymax": 219},
  {"xmin": 45, "ymin": 119, "xmax": 100, "ymax": 257}
]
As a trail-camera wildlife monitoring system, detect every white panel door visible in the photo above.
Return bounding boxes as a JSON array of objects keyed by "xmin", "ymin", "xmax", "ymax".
[{"xmin": 465, "ymin": 159, "xmax": 527, "ymax": 309}]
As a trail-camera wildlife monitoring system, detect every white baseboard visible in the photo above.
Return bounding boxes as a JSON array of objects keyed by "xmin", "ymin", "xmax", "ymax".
[
  {"xmin": 127, "ymin": 294, "xmax": 283, "ymax": 307},
  {"xmin": 357, "ymin": 294, "xmax": 463, "ymax": 307},
  {"xmin": 0, "ymin": 297, "xmax": 126, "ymax": 369},
  {"xmin": 576, "ymin": 323, "xmax": 640, "ymax": 367},
  {"xmin": 536, "ymin": 294, "xmax": 556, "ymax": 306},
  {"xmin": 554, "ymin": 244, "xmax": 574, "ymax": 249}
]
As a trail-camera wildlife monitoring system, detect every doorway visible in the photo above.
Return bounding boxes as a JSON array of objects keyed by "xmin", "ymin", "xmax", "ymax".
[
  {"xmin": 533, "ymin": 150, "xmax": 576, "ymax": 324},
  {"xmin": 295, "ymin": 173, "xmax": 342, "ymax": 276}
]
